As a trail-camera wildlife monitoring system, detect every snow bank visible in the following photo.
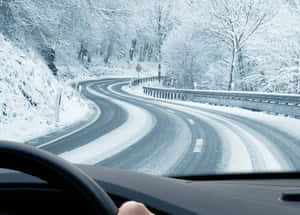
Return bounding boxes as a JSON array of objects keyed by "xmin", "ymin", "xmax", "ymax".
[{"xmin": 0, "ymin": 34, "xmax": 92, "ymax": 142}]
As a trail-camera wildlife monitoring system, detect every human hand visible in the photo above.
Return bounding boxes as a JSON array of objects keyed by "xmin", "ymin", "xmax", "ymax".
[{"xmin": 118, "ymin": 201, "xmax": 155, "ymax": 215}]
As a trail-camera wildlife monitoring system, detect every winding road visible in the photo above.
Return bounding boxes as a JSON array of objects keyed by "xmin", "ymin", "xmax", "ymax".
[{"xmin": 28, "ymin": 78, "xmax": 300, "ymax": 176}]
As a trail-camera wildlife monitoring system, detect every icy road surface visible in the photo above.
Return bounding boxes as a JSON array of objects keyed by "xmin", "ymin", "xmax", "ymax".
[{"xmin": 31, "ymin": 78, "xmax": 300, "ymax": 176}]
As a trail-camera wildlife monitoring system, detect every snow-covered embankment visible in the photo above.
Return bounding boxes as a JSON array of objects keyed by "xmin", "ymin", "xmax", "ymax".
[{"xmin": 0, "ymin": 34, "xmax": 93, "ymax": 142}]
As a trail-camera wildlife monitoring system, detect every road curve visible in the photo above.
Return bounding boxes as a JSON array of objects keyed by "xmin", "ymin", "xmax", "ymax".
[
  {"xmin": 101, "ymin": 80, "xmax": 300, "ymax": 174},
  {"xmin": 38, "ymin": 80, "xmax": 128, "ymax": 154},
  {"xmin": 31, "ymin": 78, "xmax": 300, "ymax": 176},
  {"xmin": 96, "ymin": 81, "xmax": 223, "ymax": 176}
]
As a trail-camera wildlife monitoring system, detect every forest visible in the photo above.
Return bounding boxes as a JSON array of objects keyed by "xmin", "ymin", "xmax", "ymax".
[{"xmin": 1, "ymin": 0, "xmax": 300, "ymax": 93}]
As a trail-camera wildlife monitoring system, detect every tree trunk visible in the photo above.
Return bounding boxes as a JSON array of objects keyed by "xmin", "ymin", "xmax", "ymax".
[
  {"xmin": 228, "ymin": 48, "xmax": 236, "ymax": 91},
  {"xmin": 236, "ymin": 41, "xmax": 245, "ymax": 90},
  {"xmin": 148, "ymin": 44, "xmax": 153, "ymax": 61},
  {"xmin": 158, "ymin": 6, "xmax": 162, "ymax": 82},
  {"xmin": 294, "ymin": 57, "xmax": 300, "ymax": 94},
  {"xmin": 104, "ymin": 41, "xmax": 113, "ymax": 64},
  {"xmin": 129, "ymin": 39, "xmax": 137, "ymax": 61},
  {"xmin": 143, "ymin": 43, "xmax": 149, "ymax": 62},
  {"xmin": 139, "ymin": 46, "xmax": 143, "ymax": 61}
]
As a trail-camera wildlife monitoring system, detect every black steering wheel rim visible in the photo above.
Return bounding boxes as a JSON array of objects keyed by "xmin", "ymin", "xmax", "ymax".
[{"xmin": 0, "ymin": 141, "xmax": 118, "ymax": 215}]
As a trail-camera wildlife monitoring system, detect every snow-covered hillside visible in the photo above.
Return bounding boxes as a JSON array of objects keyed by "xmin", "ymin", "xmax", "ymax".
[{"xmin": 0, "ymin": 34, "xmax": 91, "ymax": 142}]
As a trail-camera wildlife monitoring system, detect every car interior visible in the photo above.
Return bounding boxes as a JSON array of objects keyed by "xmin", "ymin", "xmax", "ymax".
[{"xmin": 0, "ymin": 141, "xmax": 300, "ymax": 215}]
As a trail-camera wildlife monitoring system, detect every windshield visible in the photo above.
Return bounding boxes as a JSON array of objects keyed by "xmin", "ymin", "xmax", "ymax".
[{"xmin": 1, "ymin": 0, "xmax": 300, "ymax": 177}]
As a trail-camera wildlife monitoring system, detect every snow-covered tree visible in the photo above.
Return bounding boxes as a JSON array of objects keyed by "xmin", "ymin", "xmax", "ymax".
[{"xmin": 205, "ymin": 0, "xmax": 279, "ymax": 90}]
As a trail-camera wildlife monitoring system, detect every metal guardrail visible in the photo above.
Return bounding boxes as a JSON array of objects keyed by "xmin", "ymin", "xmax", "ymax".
[{"xmin": 142, "ymin": 87, "xmax": 300, "ymax": 118}]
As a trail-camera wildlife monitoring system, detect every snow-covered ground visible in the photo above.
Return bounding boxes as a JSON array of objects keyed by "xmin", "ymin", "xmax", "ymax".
[{"xmin": 0, "ymin": 34, "xmax": 93, "ymax": 142}]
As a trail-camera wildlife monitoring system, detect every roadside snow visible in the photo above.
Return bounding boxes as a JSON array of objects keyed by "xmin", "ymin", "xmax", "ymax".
[{"xmin": 0, "ymin": 34, "xmax": 93, "ymax": 142}]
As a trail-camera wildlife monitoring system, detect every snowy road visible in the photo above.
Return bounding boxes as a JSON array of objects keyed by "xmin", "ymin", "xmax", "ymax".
[{"xmin": 33, "ymin": 78, "xmax": 300, "ymax": 176}]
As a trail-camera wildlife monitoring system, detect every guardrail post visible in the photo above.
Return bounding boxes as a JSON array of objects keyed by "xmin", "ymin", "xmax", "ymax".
[
  {"xmin": 55, "ymin": 87, "xmax": 63, "ymax": 123},
  {"xmin": 78, "ymin": 85, "xmax": 82, "ymax": 96}
]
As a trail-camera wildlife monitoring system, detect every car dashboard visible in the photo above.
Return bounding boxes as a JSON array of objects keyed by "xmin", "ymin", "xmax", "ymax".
[{"xmin": 0, "ymin": 165, "xmax": 300, "ymax": 215}]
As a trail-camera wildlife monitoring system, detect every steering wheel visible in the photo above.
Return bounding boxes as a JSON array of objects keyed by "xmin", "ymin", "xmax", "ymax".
[{"xmin": 0, "ymin": 141, "xmax": 118, "ymax": 215}]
